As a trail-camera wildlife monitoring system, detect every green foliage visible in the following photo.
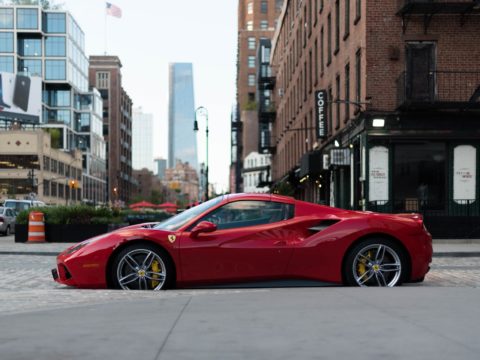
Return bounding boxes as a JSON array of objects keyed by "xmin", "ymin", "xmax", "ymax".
[{"xmin": 16, "ymin": 205, "xmax": 119, "ymax": 225}]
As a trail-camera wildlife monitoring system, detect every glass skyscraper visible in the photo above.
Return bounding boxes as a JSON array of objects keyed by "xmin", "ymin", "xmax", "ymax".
[
  {"xmin": 0, "ymin": 1, "xmax": 107, "ymax": 204},
  {"xmin": 168, "ymin": 63, "xmax": 197, "ymax": 170},
  {"xmin": 132, "ymin": 107, "xmax": 153, "ymax": 171}
]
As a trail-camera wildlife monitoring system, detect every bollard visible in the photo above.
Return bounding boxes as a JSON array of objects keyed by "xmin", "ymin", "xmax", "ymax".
[{"xmin": 27, "ymin": 212, "xmax": 46, "ymax": 243}]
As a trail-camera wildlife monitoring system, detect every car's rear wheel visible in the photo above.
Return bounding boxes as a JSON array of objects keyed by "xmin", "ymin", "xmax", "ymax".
[
  {"xmin": 344, "ymin": 238, "xmax": 407, "ymax": 287},
  {"xmin": 111, "ymin": 244, "xmax": 173, "ymax": 290}
]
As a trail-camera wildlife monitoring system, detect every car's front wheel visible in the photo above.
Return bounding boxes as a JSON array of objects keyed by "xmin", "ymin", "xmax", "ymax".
[
  {"xmin": 111, "ymin": 243, "xmax": 173, "ymax": 290},
  {"xmin": 344, "ymin": 238, "xmax": 407, "ymax": 287}
]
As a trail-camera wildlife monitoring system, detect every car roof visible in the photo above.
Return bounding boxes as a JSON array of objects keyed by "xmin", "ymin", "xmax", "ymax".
[{"xmin": 225, "ymin": 193, "xmax": 295, "ymax": 204}]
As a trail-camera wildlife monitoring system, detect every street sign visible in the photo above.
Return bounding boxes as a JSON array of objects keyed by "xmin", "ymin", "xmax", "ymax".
[{"xmin": 315, "ymin": 90, "xmax": 328, "ymax": 139}]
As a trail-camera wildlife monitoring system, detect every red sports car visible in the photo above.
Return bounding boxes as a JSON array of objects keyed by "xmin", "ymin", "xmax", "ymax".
[{"xmin": 52, "ymin": 193, "xmax": 432, "ymax": 289}]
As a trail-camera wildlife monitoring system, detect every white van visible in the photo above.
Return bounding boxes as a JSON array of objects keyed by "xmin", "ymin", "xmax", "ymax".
[{"xmin": 3, "ymin": 199, "xmax": 46, "ymax": 215}]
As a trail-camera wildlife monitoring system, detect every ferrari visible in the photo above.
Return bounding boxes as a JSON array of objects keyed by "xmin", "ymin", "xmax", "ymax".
[{"xmin": 52, "ymin": 193, "xmax": 432, "ymax": 289}]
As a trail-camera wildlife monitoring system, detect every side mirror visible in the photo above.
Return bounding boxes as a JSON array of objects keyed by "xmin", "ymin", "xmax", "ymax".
[{"xmin": 191, "ymin": 221, "xmax": 217, "ymax": 238}]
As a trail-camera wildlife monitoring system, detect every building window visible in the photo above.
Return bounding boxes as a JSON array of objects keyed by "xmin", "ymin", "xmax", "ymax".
[
  {"xmin": 17, "ymin": 8, "xmax": 38, "ymax": 29},
  {"xmin": 335, "ymin": 74, "xmax": 340, "ymax": 129},
  {"xmin": 0, "ymin": 32, "xmax": 13, "ymax": 53},
  {"xmin": 248, "ymin": 37, "xmax": 256, "ymax": 50},
  {"xmin": 248, "ymin": 74, "xmax": 255, "ymax": 86},
  {"xmin": 0, "ymin": 56, "xmax": 13, "ymax": 73},
  {"xmin": 309, "ymin": 50, "xmax": 313, "ymax": 93},
  {"xmin": 261, "ymin": 1, "xmax": 268, "ymax": 13},
  {"xmin": 247, "ymin": 2, "xmax": 253, "ymax": 14},
  {"xmin": 355, "ymin": 0, "xmax": 361, "ymax": 23},
  {"xmin": 327, "ymin": 14, "xmax": 332, "ymax": 65},
  {"xmin": 45, "ymin": 59, "xmax": 66, "ymax": 80},
  {"xmin": 45, "ymin": 36, "xmax": 66, "ymax": 56},
  {"xmin": 276, "ymin": 0, "xmax": 283, "ymax": 11},
  {"xmin": 0, "ymin": 8, "xmax": 13, "ymax": 29},
  {"xmin": 344, "ymin": 0, "xmax": 350, "ymax": 39},
  {"xmin": 248, "ymin": 55, "xmax": 255, "ymax": 68},
  {"xmin": 43, "ymin": 156, "xmax": 50, "ymax": 171},
  {"xmin": 303, "ymin": 61, "xmax": 307, "ymax": 101},
  {"xmin": 356, "ymin": 49, "xmax": 361, "ymax": 106},
  {"xmin": 260, "ymin": 20, "xmax": 268, "ymax": 30},
  {"xmin": 96, "ymin": 72, "xmax": 110, "ymax": 89},
  {"xmin": 320, "ymin": 27, "xmax": 324, "ymax": 73},
  {"xmin": 328, "ymin": 86, "xmax": 333, "ymax": 134},
  {"xmin": 314, "ymin": 38, "xmax": 318, "ymax": 84},
  {"xmin": 58, "ymin": 183, "xmax": 64, "ymax": 198},
  {"xmin": 344, "ymin": 63, "xmax": 350, "ymax": 122},
  {"xmin": 246, "ymin": 20, "xmax": 253, "ymax": 31},
  {"xmin": 18, "ymin": 59, "xmax": 42, "ymax": 77},
  {"xmin": 335, "ymin": 0, "xmax": 340, "ymax": 54},
  {"xmin": 43, "ymin": 12, "xmax": 66, "ymax": 33},
  {"xmin": 18, "ymin": 38, "xmax": 42, "ymax": 57}
]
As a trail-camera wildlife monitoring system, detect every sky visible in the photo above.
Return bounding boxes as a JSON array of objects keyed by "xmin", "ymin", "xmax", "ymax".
[{"xmin": 61, "ymin": 0, "xmax": 237, "ymax": 193}]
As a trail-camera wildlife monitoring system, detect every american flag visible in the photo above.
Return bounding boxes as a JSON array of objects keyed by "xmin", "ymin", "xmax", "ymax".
[{"xmin": 106, "ymin": 2, "xmax": 122, "ymax": 18}]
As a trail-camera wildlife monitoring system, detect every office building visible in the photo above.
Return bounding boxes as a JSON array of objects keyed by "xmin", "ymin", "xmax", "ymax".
[
  {"xmin": 0, "ymin": 130, "xmax": 82, "ymax": 205},
  {"xmin": 132, "ymin": 107, "xmax": 153, "ymax": 171},
  {"xmin": 89, "ymin": 55, "xmax": 134, "ymax": 204},
  {"xmin": 0, "ymin": 1, "xmax": 107, "ymax": 204},
  {"xmin": 154, "ymin": 157, "xmax": 167, "ymax": 180},
  {"xmin": 168, "ymin": 63, "xmax": 197, "ymax": 170}
]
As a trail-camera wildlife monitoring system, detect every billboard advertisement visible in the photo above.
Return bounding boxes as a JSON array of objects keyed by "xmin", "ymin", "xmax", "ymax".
[{"xmin": 0, "ymin": 72, "xmax": 42, "ymax": 124}]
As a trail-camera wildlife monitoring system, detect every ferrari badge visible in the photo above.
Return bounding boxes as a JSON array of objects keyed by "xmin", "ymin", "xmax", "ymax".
[{"xmin": 168, "ymin": 235, "xmax": 176, "ymax": 243}]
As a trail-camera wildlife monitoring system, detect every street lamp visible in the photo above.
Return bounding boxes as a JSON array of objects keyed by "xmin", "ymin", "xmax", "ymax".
[{"xmin": 194, "ymin": 106, "xmax": 209, "ymax": 201}]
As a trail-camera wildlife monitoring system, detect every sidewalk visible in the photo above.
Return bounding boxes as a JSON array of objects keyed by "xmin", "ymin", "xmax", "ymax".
[{"xmin": 1, "ymin": 235, "xmax": 480, "ymax": 257}]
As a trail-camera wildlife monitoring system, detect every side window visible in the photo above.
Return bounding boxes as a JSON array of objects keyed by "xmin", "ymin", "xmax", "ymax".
[{"xmin": 199, "ymin": 201, "xmax": 294, "ymax": 230}]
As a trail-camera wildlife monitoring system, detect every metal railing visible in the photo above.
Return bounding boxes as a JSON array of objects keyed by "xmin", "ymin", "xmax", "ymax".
[
  {"xmin": 397, "ymin": 70, "xmax": 480, "ymax": 107},
  {"xmin": 368, "ymin": 199, "xmax": 479, "ymax": 216}
]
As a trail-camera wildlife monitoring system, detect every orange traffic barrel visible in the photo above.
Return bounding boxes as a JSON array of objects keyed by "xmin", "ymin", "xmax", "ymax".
[{"xmin": 28, "ymin": 212, "xmax": 46, "ymax": 243}]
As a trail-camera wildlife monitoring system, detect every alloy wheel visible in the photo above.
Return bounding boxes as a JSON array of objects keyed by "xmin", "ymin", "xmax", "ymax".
[
  {"xmin": 116, "ymin": 249, "xmax": 167, "ymax": 290},
  {"xmin": 352, "ymin": 244, "xmax": 402, "ymax": 287}
]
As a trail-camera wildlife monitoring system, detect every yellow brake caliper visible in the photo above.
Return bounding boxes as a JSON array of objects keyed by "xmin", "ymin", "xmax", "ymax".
[
  {"xmin": 150, "ymin": 260, "xmax": 160, "ymax": 289},
  {"xmin": 357, "ymin": 251, "xmax": 372, "ymax": 276}
]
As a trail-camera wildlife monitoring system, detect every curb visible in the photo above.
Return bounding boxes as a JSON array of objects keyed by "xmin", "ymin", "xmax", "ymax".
[
  {"xmin": 433, "ymin": 252, "xmax": 480, "ymax": 258},
  {"xmin": 0, "ymin": 251, "xmax": 60, "ymax": 256}
]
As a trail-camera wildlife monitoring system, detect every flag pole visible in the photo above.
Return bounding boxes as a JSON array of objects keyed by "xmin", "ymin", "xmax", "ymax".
[{"xmin": 104, "ymin": 6, "xmax": 107, "ymax": 55}]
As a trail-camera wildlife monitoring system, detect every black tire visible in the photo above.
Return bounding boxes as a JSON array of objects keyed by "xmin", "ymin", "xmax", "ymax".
[
  {"xmin": 111, "ymin": 243, "xmax": 174, "ymax": 290},
  {"xmin": 3, "ymin": 226, "xmax": 10, "ymax": 236},
  {"xmin": 344, "ymin": 238, "xmax": 408, "ymax": 287}
]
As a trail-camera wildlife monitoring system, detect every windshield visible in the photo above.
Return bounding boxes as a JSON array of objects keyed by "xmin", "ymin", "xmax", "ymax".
[
  {"xmin": 4, "ymin": 201, "xmax": 31, "ymax": 212},
  {"xmin": 154, "ymin": 196, "xmax": 223, "ymax": 231}
]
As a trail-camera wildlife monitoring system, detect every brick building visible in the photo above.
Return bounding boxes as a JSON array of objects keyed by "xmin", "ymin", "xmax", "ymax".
[
  {"xmin": 270, "ymin": 0, "xmax": 480, "ymax": 237},
  {"xmin": 231, "ymin": 0, "xmax": 284, "ymax": 193},
  {"xmin": 89, "ymin": 56, "xmax": 135, "ymax": 205}
]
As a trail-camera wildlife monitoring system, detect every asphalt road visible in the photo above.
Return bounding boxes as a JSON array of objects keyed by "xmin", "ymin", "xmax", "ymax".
[{"xmin": 1, "ymin": 236, "xmax": 480, "ymax": 360}]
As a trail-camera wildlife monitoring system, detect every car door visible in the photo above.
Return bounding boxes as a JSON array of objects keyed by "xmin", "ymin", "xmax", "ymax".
[{"xmin": 179, "ymin": 200, "xmax": 298, "ymax": 284}]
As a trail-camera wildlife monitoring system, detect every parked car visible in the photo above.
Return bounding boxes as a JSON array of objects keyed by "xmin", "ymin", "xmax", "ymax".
[
  {"xmin": 3, "ymin": 199, "xmax": 46, "ymax": 215},
  {"xmin": 52, "ymin": 193, "xmax": 432, "ymax": 290},
  {"xmin": 0, "ymin": 207, "xmax": 16, "ymax": 236}
]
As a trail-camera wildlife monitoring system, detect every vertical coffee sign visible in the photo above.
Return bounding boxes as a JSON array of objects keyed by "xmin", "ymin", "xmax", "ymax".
[{"xmin": 315, "ymin": 90, "xmax": 327, "ymax": 139}]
